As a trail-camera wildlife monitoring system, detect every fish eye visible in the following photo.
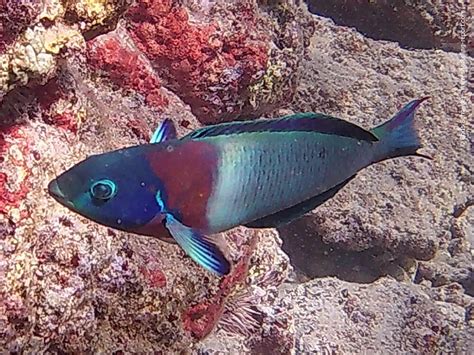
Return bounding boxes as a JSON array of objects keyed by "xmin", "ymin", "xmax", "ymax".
[{"xmin": 90, "ymin": 179, "xmax": 117, "ymax": 201}]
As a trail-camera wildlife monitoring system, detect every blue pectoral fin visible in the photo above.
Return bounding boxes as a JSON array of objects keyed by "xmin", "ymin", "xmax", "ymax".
[
  {"xmin": 150, "ymin": 118, "xmax": 177, "ymax": 143},
  {"xmin": 164, "ymin": 214, "xmax": 230, "ymax": 276}
]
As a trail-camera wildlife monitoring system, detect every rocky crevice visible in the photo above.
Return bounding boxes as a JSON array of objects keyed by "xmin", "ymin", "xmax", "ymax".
[{"xmin": 305, "ymin": 0, "xmax": 473, "ymax": 55}]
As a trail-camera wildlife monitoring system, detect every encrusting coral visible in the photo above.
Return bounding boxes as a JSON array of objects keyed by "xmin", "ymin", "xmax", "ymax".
[
  {"xmin": 0, "ymin": 0, "xmax": 308, "ymax": 352},
  {"xmin": 1, "ymin": 0, "xmax": 472, "ymax": 353}
]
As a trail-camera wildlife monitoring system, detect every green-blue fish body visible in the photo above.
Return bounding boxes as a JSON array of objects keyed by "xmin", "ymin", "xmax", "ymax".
[
  {"xmin": 201, "ymin": 128, "xmax": 374, "ymax": 232},
  {"xmin": 48, "ymin": 98, "xmax": 430, "ymax": 276},
  {"xmin": 186, "ymin": 99, "xmax": 428, "ymax": 233}
]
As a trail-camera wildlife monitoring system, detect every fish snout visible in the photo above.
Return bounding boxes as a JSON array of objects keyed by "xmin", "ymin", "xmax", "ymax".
[
  {"xmin": 48, "ymin": 178, "xmax": 77, "ymax": 209},
  {"xmin": 48, "ymin": 179, "xmax": 64, "ymax": 199}
]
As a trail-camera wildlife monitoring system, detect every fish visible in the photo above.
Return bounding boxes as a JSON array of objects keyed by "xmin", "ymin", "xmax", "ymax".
[{"xmin": 48, "ymin": 98, "xmax": 430, "ymax": 276}]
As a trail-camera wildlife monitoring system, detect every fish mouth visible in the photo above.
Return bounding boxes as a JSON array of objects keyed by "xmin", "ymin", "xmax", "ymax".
[{"xmin": 48, "ymin": 179, "xmax": 75, "ymax": 208}]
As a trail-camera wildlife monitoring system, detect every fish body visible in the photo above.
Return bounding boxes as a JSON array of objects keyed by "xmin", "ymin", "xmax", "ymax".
[
  {"xmin": 48, "ymin": 98, "xmax": 430, "ymax": 276},
  {"xmin": 195, "ymin": 127, "xmax": 374, "ymax": 232}
]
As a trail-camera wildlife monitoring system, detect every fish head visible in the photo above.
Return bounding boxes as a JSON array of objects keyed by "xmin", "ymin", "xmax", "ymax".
[{"xmin": 48, "ymin": 146, "xmax": 164, "ymax": 232}]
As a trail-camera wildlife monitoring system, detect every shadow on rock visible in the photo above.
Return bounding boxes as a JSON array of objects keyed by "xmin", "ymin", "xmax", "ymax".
[
  {"xmin": 305, "ymin": 0, "xmax": 466, "ymax": 54},
  {"xmin": 278, "ymin": 216, "xmax": 415, "ymax": 284}
]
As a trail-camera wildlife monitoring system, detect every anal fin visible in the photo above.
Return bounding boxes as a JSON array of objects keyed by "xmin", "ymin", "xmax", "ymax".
[{"xmin": 245, "ymin": 175, "xmax": 356, "ymax": 229}]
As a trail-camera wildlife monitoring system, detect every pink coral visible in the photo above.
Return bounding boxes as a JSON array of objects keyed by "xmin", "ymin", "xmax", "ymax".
[
  {"xmin": 182, "ymin": 301, "xmax": 223, "ymax": 339},
  {"xmin": 182, "ymin": 243, "xmax": 255, "ymax": 339},
  {"xmin": 36, "ymin": 79, "xmax": 80, "ymax": 133},
  {"xmin": 126, "ymin": 0, "xmax": 269, "ymax": 123},
  {"xmin": 0, "ymin": 125, "xmax": 31, "ymax": 218},
  {"xmin": 87, "ymin": 36, "xmax": 168, "ymax": 109},
  {"xmin": 140, "ymin": 266, "xmax": 167, "ymax": 288}
]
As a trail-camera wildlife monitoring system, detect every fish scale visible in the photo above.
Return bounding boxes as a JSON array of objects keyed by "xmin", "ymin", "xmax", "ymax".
[{"xmin": 205, "ymin": 132, "xmax": 373, "ymax": 232}]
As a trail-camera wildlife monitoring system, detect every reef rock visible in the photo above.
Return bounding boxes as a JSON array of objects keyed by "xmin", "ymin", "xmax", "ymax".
[
  {"xmin": 280, "ymin": 14, "xmax": 473, "ymax": 282},
  {"xmin": 199, "ymin": 6, "xmax": 473, "ymax": 355},
  {"xmin": 275, "ymin": 7, "xmax": 473, "ymax": 343},
  {"xmin": 282, "ymin": 277, "xmax": 472, "ymax": 353},
  {"xmin": 0, "ymin": 0, "xmax": 305, "ymax": 353},
  {"xmin": 1, "ymin": 0, "xmax": 473, "ymax": 353},
  {"xmin": 305, "ymin": 0, "xmax": 473, "ymax": 55},
  {"xmin": 282, "ymin": 10, "xmax": 472, "ymax": 355}
]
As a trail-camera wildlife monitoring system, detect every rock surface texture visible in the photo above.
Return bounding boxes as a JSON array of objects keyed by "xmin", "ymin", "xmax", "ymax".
[
  {"xmin": 1, "ymin": 0, "xmax": 472, "ymax": 353},
  {"xmin": 305, "ymin": 0, "xmax": 474, "ymax": 55}
]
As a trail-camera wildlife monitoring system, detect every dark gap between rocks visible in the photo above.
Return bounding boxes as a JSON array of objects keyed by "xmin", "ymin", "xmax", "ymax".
[
  {"xmin": 278, "ymin": 216, "xmax": 414, "ymax": 283},
  {"xmin": 305, "ymin": 0, "xmax": 451, "ymax": 52}
]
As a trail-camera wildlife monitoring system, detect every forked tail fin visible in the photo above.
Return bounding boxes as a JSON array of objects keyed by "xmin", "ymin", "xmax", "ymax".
[{"xmin": 371, "ymin": 97, "xmax": 431, "ymax": 162}]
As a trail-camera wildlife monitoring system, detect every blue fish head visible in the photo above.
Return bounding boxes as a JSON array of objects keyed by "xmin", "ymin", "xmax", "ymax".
[{"xmin": 48, "ymin": 147, "xmax": 163, "ymax": 232}]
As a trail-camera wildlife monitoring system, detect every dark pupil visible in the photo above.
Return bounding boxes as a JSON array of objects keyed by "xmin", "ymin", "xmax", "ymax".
[{"xmin": 92, "ymin": 183, "xmax": 112, "ymax": 199}]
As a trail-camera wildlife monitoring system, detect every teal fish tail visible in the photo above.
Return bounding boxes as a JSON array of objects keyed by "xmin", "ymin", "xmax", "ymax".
[{"xmin": 371, "ymin": 97, "xmax": 431, "ymax": 162}]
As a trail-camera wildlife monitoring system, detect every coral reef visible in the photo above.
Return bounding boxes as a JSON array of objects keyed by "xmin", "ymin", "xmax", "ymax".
[
  {"xmin": 0, "ymin": 23, "xmax": 83, "ymax": 101},
  {"xmin": 86, "ymin": 32, "xmax": 168, "ymax": 109},
  {"xmin": 125, "ymin": 0, "xmax": 314, "ymax": 123},
  {"xmin": 66, "ymin": 0, "xmax": 128, "ymax": 35},
  {"xmin": 0, "ymin": 1, "xmax": 304, "ymax": 352},
  {"xmin": 1, "ymin": 0, "xmax": 472, "ymax": 353},
  {"xmin": 0, "ymin": 126, "xmax": 31, "ymax": 219},
  {"xmin": 0, "ymin": 121, "xmax": 288, "ymax": 352},
  {"xmin": 0, "ymin": 0, "xmax": 128, "ymax": 103},
  {"xmin": 0, "ymin": 0, "xmax": 42, "ymax": 52}
]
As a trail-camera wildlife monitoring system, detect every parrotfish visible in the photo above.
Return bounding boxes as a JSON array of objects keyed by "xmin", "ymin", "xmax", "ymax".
[{"xmin": 48, "ymin": 98, "xmax": 430, "ymax": 276}]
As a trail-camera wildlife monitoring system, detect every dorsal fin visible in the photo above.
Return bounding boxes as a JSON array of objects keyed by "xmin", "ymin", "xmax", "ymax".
[
  {"xmin": 150, "ymin": 118, "xmax": 176, "ymax": 143},
  {"xmin": 184, "ymin": 113, "xmax": 378, "ymax": 142}
]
